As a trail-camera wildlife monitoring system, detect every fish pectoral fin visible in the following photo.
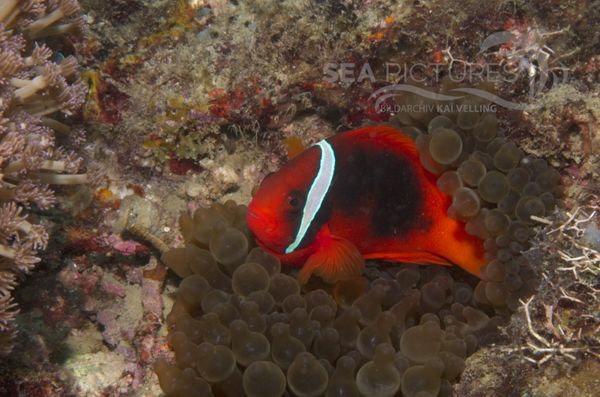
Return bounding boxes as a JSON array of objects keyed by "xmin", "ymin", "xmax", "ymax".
[
  {"xmin": 297, "ymin": 237, "xmax": 365, "ymax": 284},
  {"xmin": 363, "ymin": 251, "xmax": 452, "ymax": 266}
]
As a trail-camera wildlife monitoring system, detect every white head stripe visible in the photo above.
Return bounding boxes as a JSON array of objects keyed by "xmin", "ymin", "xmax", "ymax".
[{"xmin": 285, "ymin": 140, "xmax": 335, "ymax": 254}]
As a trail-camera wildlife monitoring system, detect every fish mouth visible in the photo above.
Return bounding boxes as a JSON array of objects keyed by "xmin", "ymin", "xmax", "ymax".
[
  {"xmin": 246, "ymin": 208, "xmax": 273, "ymax": 238},
  {"xmin": 246, "ymin": 208, "xmax": 287, "ymax": 254},
  {"xmin": 246, "ymin": 207, "xmax": 268, "ymax": 228},
  {"xmin": 247, "ymin": 209, "xmax": 261, "ymax": 221}
]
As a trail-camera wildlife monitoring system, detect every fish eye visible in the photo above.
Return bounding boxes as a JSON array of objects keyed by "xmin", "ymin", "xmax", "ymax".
[{"xmin": 287, "ymin": 191, "xmax": 303, "ymax": 212}]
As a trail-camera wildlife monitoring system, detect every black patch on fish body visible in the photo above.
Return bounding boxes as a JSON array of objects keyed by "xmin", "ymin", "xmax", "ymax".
[{"xmin": 329, "ymin": 139, "xmax": 428, "ymax": 238}]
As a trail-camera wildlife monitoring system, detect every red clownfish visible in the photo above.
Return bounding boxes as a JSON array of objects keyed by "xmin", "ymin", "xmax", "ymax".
[{"xmin": 247, "ymin": 126, "xmax": 485, "ymax": 284}]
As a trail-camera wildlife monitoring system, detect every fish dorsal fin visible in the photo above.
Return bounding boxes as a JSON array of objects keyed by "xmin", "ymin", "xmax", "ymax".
[
  {"xmin": 342, "ymin": 125, "xmax": 418, "ymax": 158},
  {"xmin": 296, "ymin": 235, "xmax": 365, "ymax": 284}
]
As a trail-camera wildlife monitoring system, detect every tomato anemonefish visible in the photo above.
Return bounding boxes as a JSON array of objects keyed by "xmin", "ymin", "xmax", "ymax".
[{"xmin": 247, "ymin": 126, "xmax": 486, "ymax": 284}]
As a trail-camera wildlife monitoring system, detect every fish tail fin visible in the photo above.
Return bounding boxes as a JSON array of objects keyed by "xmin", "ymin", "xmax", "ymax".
[{"xmin": 297, "ymin": 236, "xmax": 365, "ymax": 284}]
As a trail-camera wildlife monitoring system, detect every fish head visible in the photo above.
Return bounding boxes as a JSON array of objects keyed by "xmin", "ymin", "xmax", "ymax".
[{"xmin": 247, "ymin": 145, "xmax": 323, "ymax": 259}]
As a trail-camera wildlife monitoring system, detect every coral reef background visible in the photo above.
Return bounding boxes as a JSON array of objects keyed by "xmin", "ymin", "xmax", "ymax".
[{"xmin": 0, "ymin": 0, "xmax": 598, "ymax": 396}]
